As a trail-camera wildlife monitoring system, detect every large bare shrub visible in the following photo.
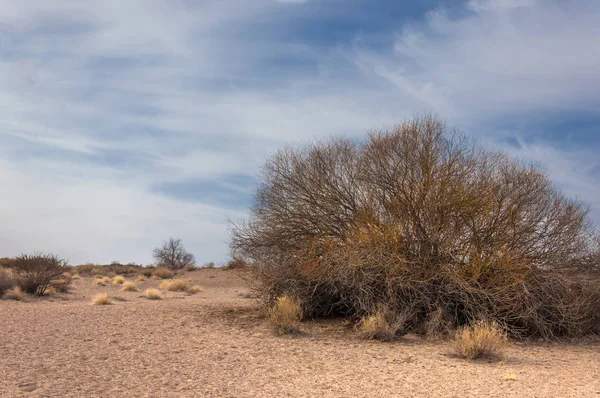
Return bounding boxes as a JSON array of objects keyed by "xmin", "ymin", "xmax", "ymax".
[
  {"xmin": 232, "ymin": 115, "xmax": 600, "ymax": 338},
  {"xmin": 153, "ymin": 238, "xmax": 196, "ymax": 270},
  {"xmin": 11, "ymin": 253, "xmax": 69, "ymax": 296}
]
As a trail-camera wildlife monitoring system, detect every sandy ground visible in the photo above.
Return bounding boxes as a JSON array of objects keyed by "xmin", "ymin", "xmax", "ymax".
[{"xmin": 1, "ymin": 268, "xmax": 599, "ymax": 398}]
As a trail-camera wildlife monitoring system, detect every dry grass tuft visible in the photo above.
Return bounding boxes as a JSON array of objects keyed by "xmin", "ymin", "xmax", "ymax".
[
  {"xmin": 43, "ymin": 286, "xmax": 56, "ymax": 295},
  {"xmin": 268, "ymin": 295, "xmax": 303, "ymax": 335},
  {"xmin": 4, "ymin": 286, "xmax": 24, "ymax": 301},
  {"xmin": 357, "ymin": 307, "xmax": 407, "ymax": 341},
  {"xmin": 186, "ymin": 285, "xmax": 203, "ymax": 295},
  {"xmin": 113, "ymin": 275, "xmax": 125, "ymax": 284},
  {"xmin": 152, "ymin": 267, "xmax": 172, "ymax": 279},
  {"xmin": 136, "ymin": 274, "xmax": 146, "ymax": 281},
  {"xmin": 92, "ymin": 293, "xmax": 113, "ymax": 305},
  {"xmin": 504, "ymin": 374, "xmax": 517, "ymax": 381},
  {"xmin": 159, "ymin": 279, "xmax": 188, "ymax": 292},
  {"xmin": 144, "ymin": 288, "xmax": 162, "ymax": 300},
  {"xmin": 453, "ymin": 320, "xmax": 508, "ymax": 360},
  {"xmin": 71, "ymin": 273, "xmax": 81, "ymax": 280},
  {"xmin": 122, "ymin": 281, "xmax": 138, "ymax": 292}
]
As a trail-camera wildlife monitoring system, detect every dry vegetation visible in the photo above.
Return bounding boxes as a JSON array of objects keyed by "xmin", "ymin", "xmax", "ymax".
[
  {"xmin": 160, "ymin": 279, "xmax": 188, "ymax": 292},
  {"xmin": 144, "ymin": 288, "xmax": 162, "ymax": 300},
  {"xmin": 357, "ymin": 306, "xmax": 408, "ymax": 341},
  {"xmin": 92, "ymin": 293, "xmax": 113, "ymax": 305},
  {"xmin": 152, "ymin": 267, "xmax": 172, "ymax": 280},
  {"xmin": 113, "ymin": 275, "xmax": 125, "ymax": 285},
  {"xmin": 4, "ymin": 286, "xmax": 23, "ymax": 301},
  {"xmin": 453, "ymin": 321, "xmax": 508, "ymax": 360},
  {"xmin": 187, "ymin": 285, "xmax": 203, "ymax": 295},
  {"xmin": 122, "ymin": 281, "xmax": 138, "ymax": 292},
  {"xmin": 268, "ymin": 295, "xmax": 303, "ymax": 335},
  {"xmin": 10, "ymin": 253, "xmax": 69, "ymax": 296},
  {"xmin": 233, "ymin": 115, "xmax": 600, "ymax": 339}
]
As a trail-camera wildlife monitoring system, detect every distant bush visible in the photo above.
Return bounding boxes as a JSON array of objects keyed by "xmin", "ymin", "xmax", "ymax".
[
  {"xmin": 153, "ymin": 238, "xmax": 196, "ymax": 270},
  {"xmin": 233, "ymin": 115, "xmax": 600, "ymax": 338},
  {"xmin": 202, "ymin": 262, "xmax": 215, "ymax": 269},
  {"xmin": 159, "ymin": 279, "xmax": 188, "ymax": 292},
  {"xmin": 152, "ymin": 267, "xmax": 172, "ymax": 280},
  {"xmin": 144, "ymin": 288, "xmax": 162, "ymax": 300},
  {"xmin": 0, "ymin": 268, "xmax": 15, "ymax": 295},
  {"xmin": 453, "ymin": 321, "xmax": 507, "ymax": 360},
  {"xmin": 11, "ymin": 253, "xmax": 69, "ymax": 296},
  {"xmin": 0, "ymin": 257, "xmax": 14, "ymax": 268},
  {"xmin": 268, "ymin": 295, "xmax": 302, "ymax": 335},
  {"xmin": 185, "ymin": 264, "xmax": 198, "ymax": 272},
  {"xmin": 225, "ymin": 257, "xmax": 247, "ymax": 270}
]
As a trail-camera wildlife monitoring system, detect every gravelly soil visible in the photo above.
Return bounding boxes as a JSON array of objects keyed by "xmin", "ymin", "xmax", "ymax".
[{"xmin": 1, "ymin": 268, "xmax": 599, "ymax": 397}]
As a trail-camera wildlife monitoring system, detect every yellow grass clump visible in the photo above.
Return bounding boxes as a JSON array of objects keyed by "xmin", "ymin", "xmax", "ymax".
[
  {"xmin": 160, "ymin": 279, "xmax": 188, "ymax": 292},
  {"xmin": 72, "ymin": 273, "xmax": 81, "ymax": 280},
  {"xmin": 92, "ymin": 293, "xmax": 113, "ymax": 305},
  {"xmin": 5, "ymin": 286, "xmax": 24, "ymax": 301},
  {"xmin": 357, "ymin": 309, "xmax": 405, "ymax": 341},
  {"xmin": 453, "ymin": 320, "xmax": 508, "ymax": 360},
  {"xmin": 122, "ymin": 281, "xmax": 138, "ymax": 292},
  {"xmin": 145, "ymin": 288, "xmax": 162, "ymax": 300},
  {"xmin": 113, "ymin": 275, "xmax": 125, "ymax": 284},
  {"xmin": 268, "ymin": 295, "xmax": 303, "ymax": 335},
  {"xmin": 43, "ymin": 286, "xmax": 56, "ymax": 296},
  {"xmin": 151, "ymin": 267, "xmax": 172, "ymax": 279},
  {"xmin": 136, "ymin": 274, "xmax": 146, "ymax": 281},
  {"xmin": 187, "ymin": 285, "xmax": 203, "ymax": 295}
]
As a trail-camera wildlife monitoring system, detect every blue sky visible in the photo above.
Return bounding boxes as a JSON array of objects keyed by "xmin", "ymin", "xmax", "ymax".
[{"xmin": 0, "ymin": 0, "xmax": 599, "ymax": 265}]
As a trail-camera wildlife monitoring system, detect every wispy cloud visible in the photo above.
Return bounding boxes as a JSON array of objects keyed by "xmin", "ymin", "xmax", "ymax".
[{"xmin": 0, "ymin": 0, "xmax": 598, "ymax": 263}]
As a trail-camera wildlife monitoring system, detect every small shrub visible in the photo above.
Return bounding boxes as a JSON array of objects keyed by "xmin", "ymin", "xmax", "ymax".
[
  {"xmin": 92, "ymin": 293, "xmax": 113, "ymax": 305},
  {"xmin": 113, "ymin": 275, "xmax": 125, "ymax": 285},
  {"xmin": 141, "ymin": 268, "xmax": 153, "ymax": 278},
  {"xmin": 4, "ymin": 286, "xmax": 23, "ymax": 301},
  {"xmin": 144, "ymin": 288, "xmax": 162, "ymax": 300},
  {"xmin": 152, "ymin": 267, "xmax": 172, "ymax": 280},
  {"xmin": 268, "ymin": 295, "xmax": 302, "ymax": 335},
  {"xmin": 136, "ymin": 274, "xmax": 146, "ymax": 281},
  {"xmin": 101, "ymin": 276, "xmax": 111, "ymax": 284},
  {"xmin": 187, "ymin": 285, "xmax": 203, "ymax": 295},
  {"xmin": 203, "ymin": 262, "xmax": 215, "ymax": 269},
  {"xmin": 0, "ymin": 268, "xmax": 15, "ymax": 295},
  {"xmin": 11, "ymin": 253, "xmax": 69, "ymax": 296},
  {"xmin": 357, "ymin": 307, "xmax": 407, "ymax": 341},
  {"xmin": 453, "ymin": 321, "xmax": 508, "ymax": 360},
  {"xmin": 159, "ymin": 279, "xmax": 188, "ymax": 292},
  {"xmin": 122, "ymin": 281, "xmax": 138, "ymax": 292},
  {"xmin": 72, "ymin": 274, "xmax": 81, "ymax": 280}
]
